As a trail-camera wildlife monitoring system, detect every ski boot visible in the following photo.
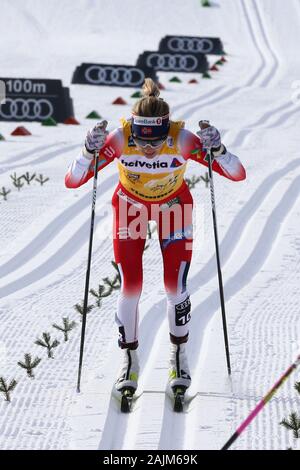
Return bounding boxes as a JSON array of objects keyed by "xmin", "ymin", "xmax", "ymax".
[
  {"xmin": 115, "ymin": 348, "xmax": 139, "ymax": 412},
  {"xmin": 168, "ymin": 343, "xmax": 191, "ymax": 412}
]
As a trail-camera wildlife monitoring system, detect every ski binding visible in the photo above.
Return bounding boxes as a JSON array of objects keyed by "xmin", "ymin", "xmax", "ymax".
[
  {"xmin": 120, "ymin": 387, "xmax": 135, "ymax": 413},
  {"xmin": 172, "ymin": 386, "xmax": 186, "ymax": 412}
]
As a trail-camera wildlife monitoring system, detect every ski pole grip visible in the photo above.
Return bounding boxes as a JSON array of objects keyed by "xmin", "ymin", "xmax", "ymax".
[
  {"xmin": 97, "ymin": 119, "xmax": 108, "ymax": 129},
  {"xmin": 199, "ymin": 120, "xmax": 210, "ymax": 130}
]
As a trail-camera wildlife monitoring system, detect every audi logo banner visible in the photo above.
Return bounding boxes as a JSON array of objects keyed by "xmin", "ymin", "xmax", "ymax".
[
  {"xmin": 0, "ymin": 78, "xmax": 74, "ymax": 123},
  {"xmin": 136, "ymin": 51, "xmax": 209, "ymax": 74},
  {"xmin": 158, "ymin": 36, "xmax": 225, "ymax": 56},
  {"xmin": 71, "ymin": 63, "xmax": 158, "ymax": 88}
]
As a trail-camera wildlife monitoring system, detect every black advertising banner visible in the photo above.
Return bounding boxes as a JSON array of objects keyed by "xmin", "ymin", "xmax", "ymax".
[
  {"xmin": 0, "ymin": 78, "xmax": 74, "ymax": 123},
  {"xmin": 72, "ymin": 63, "xmax": 158, "ymax": 88},
  {"xmin": 136, "ymin": 51, "xmax": 208, "ymax": 73},
  {"xmin": 159, "ymin": 36, "xmax": 225, "ymax": 55}
]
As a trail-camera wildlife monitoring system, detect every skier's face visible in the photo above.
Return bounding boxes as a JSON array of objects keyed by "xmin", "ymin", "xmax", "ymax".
[{"xmin": 137, "ymin": 142, "xmax": 164, "ymax": 158}]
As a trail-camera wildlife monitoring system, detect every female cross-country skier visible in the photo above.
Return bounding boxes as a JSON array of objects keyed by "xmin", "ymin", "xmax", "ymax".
[{"xmin": 65, "ymin": 78, "xmax": 246, "ymax": 396}]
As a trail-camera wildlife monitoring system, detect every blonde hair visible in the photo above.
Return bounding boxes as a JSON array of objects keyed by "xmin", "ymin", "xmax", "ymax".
[{"xmin": 132, "ymin": 78, "xmax": 170, "ymax": 117}]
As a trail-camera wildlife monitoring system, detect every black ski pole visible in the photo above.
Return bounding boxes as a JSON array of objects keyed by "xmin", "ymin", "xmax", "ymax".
[
  {"xmin": 76, "ymin": 148, "xmax": 100, "ymax": 393},
  {"xmin": 199, "ymin": 121, "xmax": 231, "ymax": 375}
]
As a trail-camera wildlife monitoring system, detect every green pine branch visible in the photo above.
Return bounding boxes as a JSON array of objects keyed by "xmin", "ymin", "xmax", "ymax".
[
  {"xmin": 10, "ymin": 173, "xmax": 24, "ymax": 191},
  {"xmin": 295, "ymin": 382, "xmax": 300, "ymax": 395},
  {"xmin": 0, "ymin": 377, "xmax": 17, "ymax": 402},
  {"xmin": 35, "ymin": 174, "xmax": 49, "ymax": 186},
  {"xmin": 10, "ymin": 172, "xmax": 21, "ymax": 184},
  {"xmin": 111, "ymin": 261, "xmax": 121, "ymax": 284},
  {"xmin": 74, "ymin": 301, "xmax": 94, "ymax": 319},
  {"xmin": 185, "ymin": 175, "xmax": 201, "ymax": 190},
  {"xmin": 89, "ymin": 285, "xmax": 110, "ymax": 308},
  {"xmin": 201, "ymin": 172, "xmax": 210, "ymax": 188},
  {"xmin": 22, "ymin": 172, "xmax": 36, "ymax": 185},
  {"xmin": 280, "ymin": 412, "xmax": 300, "ymax": 438},
  {"xmin": 0, "ymin": 187, "xmax": 11, "ymax": 201},
  {"xmin": 53, "ymin": 317, "xmax": 77, "ymax": 341},
  {"xmin": 35, "ymin": 332, "xmax": 60, "ymax": 359},
  {"xmin": 17, "ymin": 353, "xmax": 42, "ymax": 378},
  {"xmin": 102, "ymin": 274, "xmax": 121, "ymax": 294}
]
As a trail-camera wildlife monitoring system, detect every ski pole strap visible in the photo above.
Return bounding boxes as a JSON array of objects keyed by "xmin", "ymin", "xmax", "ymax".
[{"xmin": 221, "ymin": 354, "xmax": 300, "ymax": 450}]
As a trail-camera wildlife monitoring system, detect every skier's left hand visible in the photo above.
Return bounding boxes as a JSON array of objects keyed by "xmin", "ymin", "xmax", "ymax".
[{"xmin": 197, "ymin": 121, "xmax": 221, "ymax": 150}]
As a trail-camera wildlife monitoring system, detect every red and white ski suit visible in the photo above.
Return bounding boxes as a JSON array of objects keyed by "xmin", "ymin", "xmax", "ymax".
[{"xmin": 65, "ymin": 119, "xmax": 246, "ymax": 349}]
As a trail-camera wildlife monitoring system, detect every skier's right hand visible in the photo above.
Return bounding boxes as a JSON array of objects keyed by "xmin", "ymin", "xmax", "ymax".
[{"xmin": 84, "ymin": 120, "xmax": 108, "ymax": 157}]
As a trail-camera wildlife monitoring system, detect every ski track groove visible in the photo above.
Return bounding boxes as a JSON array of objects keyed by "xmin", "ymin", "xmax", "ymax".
[
  {"xmin": 0, "ymin": 143, "xmax": 81, "ymax": 176},
  {"xmin": 240, "ymin": 0, "xmax": 279, "ymax": 88},
  {"xmin": 252, "ymin": 0, "xmax": 280, "ymax": 87},
  {"xmin": 0, "ymin": 142, "xmax": 62, "ymax": 167},
  {"xmin": 228, "ymin": 102, "xmax": 300, "ymax": 148},
  {"xmin": 171, "ymin": 85, "xmax": 225, "ymax": 116},
  {"xmin": 240, "ymin": 0, "xmax": 265, "ymax": 87}
]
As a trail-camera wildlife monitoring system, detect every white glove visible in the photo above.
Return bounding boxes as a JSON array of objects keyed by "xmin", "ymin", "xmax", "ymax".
[
  {"xmin": 84, "ymin": 120, "xmax": 108, "ymax": 158},
  {"xmin": 197, "ymin": 120, "xmax": 221, "ymax": 150}
]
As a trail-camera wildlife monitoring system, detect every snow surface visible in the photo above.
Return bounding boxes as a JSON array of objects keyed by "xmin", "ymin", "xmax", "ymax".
[{"xmin": 0, "ymin": 0, "xmax": 300, "ymax": 450}]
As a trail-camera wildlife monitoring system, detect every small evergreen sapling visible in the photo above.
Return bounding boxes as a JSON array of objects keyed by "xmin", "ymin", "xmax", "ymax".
[
  {"xmin": 22, "ymin": 172, "xmax": 36, "ymax": 185},
  {"xmin": 35, "ymin": 174, "xmax": 49, "ymax": 186},
  {"xmin": 53, "ymin": 317, "xmax": 77, "ymax": 342},
  {"xmin": 111, "ymin": 261, "xmax": 121, "ymax": 284},
  {"xmin": 102, "ymin": 275, "xmax": 120, "ymax": 294},
  {"xmin": 0, "ymin": 187, "xmax": 11, "ymax": 201},
  {"xmin": 10, "ymin": 172, "xmax": 21, "ymax": 184},
  {"xmin": 280, "ymin": 412, "xmax": 300, "ymax": 438},
  {"xmin": 101, "ymin": 262, "xmax": 121, "ymax": 294},
  {"xmin": 280, "ymin": 381, "xmax": 300, "ymax": 448},
  {"xmin": 185, "ymin": 175, "xmax": 201, "ymax": 190},
  {"xmin": 17, "ymin": 353, "xmax": 42, "ymax": 378},
  {"xmin": 74, "ymin": 301, "xmax": 94, "ymax": 320},
  {"xmin": 10, "ymin": 172, "xmax": 24, "ymax": 191},
  {"xmin": 89, "ymin": 285, "xmax": 110, "ymax": 308},
  {"xmin": 0, "ymin": 377, "xmax": 17, "ymax": 402},
  {"xmin": 201, "ymin": 172, "xmax": 210, "ymax": 188},
  {"xmin": 35, "ymin": 332, "xmax": 60, "ymax": 358}
]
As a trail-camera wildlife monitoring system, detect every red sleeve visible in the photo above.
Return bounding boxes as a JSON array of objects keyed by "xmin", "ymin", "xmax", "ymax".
[
  {"xmin": 65, "ymin": 128, "xmax": 124, "ymax": 188},
  {"xmin": 178, "ymin": 128, "xmax": 246, "ymax": 182}
]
